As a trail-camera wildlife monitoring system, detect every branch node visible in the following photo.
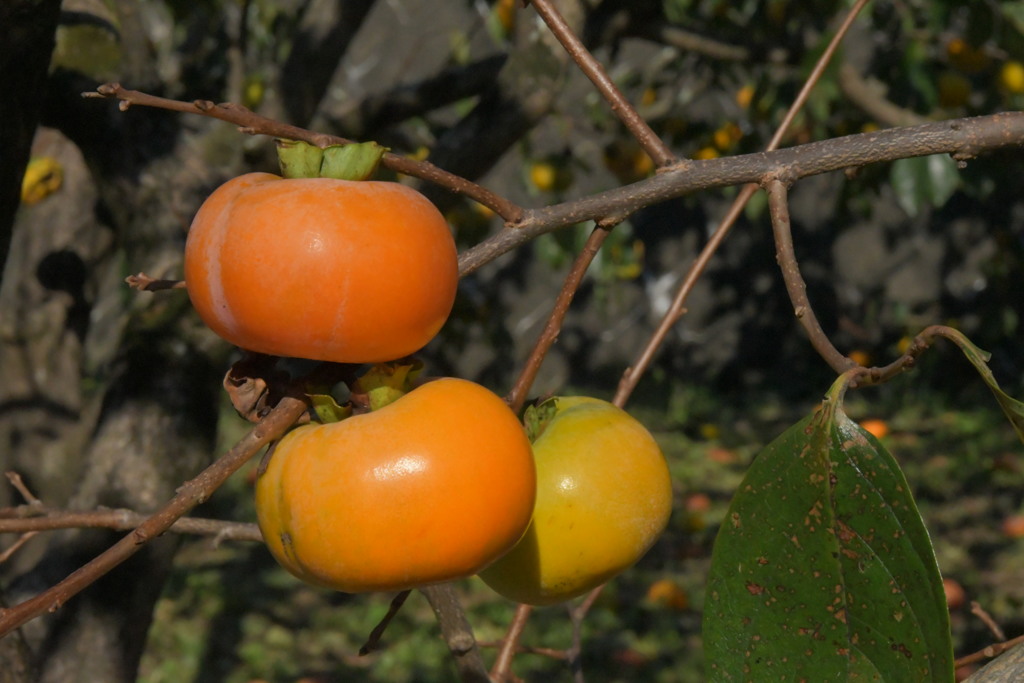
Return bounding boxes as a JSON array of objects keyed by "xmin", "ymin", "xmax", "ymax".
[
  {"xmin": 449, "ymin": 632, "xmax": 475, "ymax": 655},
  {"xmin": 5, "ymin": 472, "xmax": 42, "ymax": 506}
]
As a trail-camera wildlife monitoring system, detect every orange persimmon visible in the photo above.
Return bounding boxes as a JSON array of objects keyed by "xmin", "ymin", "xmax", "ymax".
[
  {"xmin": 184, "ymin": 173, "xmax": 458, "ymax": 363},
  {"xmin": 254, "ymin": 378, "xmax": 536, "ymax": 593}
]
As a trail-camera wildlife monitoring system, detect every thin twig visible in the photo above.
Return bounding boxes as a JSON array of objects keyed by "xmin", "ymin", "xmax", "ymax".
[
  {"xmin": 5, "ymin": 472, "xmax": 41, "ymax": 507},
  {"xmin": 837, "ymin": 324, "xmax": 978, "ymax": 389},
  {"xmin": 0, "ymin": 505, "xmax": 263, "ymax": 543},
  {"xmin": 567, "ymin": 586, "xmax": 605, "ymax": 683},
  {"xmin": 765, "ymin": 0, "xmax": 873, "ymax": 151},
  {"xmin": 491, "ymin": 603, "xmax": 533, "ymax": 682},
  {"xmin": 0, "ymin": 393, "xmax": 308, "ymax": 638},
  {"xmin": 633, "ymin": 23, "xmax": 751, "ymax": 62},
  {"xmin": 83, "ymin": 83, "xmax": 523, "ymax": 223},
  {"xmin": 529, "ymin": 0, "xmax": 676, "ymax": 168},
  {"xmin": 359, "ymin": 590, "xmax": 413, "ymax": 655},
  {"xmin": 125, "ymin": 272, "xmax": 187, "ymax": 292},
  {"xmin": 478, "ymin": 641, "xmax": 568, "ymax": 659},
  {"xmin": 614, "ymin": 0, "xmax": 873, "ymax": 405},
  {"xmin": 0, "ymin": 532, "xmax": 38, "ymax": 564},
  {"xmin": 971, "ymin": 601, "xmax": 1008, "ymax": 642},
  {"xmin": 838, "ymin": 62, "xmax": 929, "ymax": 128},
  {"xmin": 955, "ymin": 632, "xmax": 1024, "ymax": 669},
  {"xmin": 613, "ymin": 184, "xmax": 753, "ymax": 407},
  {"xmin": 505, "ymin": 225, "xmax": 613, "ymax": 413},
  {"xmin": 766, "ymin": 178, "xmax": 853, "ymax": 374}
]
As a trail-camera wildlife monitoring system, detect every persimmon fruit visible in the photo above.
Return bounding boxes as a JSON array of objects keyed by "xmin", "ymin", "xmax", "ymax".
[
  {"xmin": 859, "ymin": 418, "xmax": 890, "ymax": 439},
  {"xmin": 185, "ymin": 172, "xmax": 458, "ymax": 363},
  {"xmin": 254, "ymin": 378, "xmax": 536, "ymax": 593},
  {"xmin": 479, "ymin": 396, "xmax": 673, "ymax": 605}
]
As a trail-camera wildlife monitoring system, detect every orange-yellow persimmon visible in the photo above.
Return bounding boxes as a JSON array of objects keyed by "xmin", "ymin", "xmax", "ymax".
[{"xmin": 480, "ymin": 396, "xmax": 672, "ymax": 605}]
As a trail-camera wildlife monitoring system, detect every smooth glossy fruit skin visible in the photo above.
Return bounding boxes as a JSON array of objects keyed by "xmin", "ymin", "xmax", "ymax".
[
  {"xmin": 255, "ymin": 378, "xmax": 536, "ymax": 593},
  {"xmin": 185, "ymin": 173, "xmax": 458, "ymax": 363},
  {"xmin": 479, "ymin": 396, "xmax": 672, "ymax": 605}
]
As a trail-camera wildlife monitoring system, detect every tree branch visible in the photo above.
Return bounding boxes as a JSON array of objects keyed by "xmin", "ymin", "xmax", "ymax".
[
  {"xmin": 0, "ymin": 503, "xmax": 262, "ymax": 543},
  {"xmin": 82, "ymin": 83, "xmax": 523, "ymax": 223},
  {"xmin": 420, "ymin": 584, "xmax": 493, "ymax": 683},
  {"xmin": 0, "ymin": 393, "xmax": 307, "ymax": 638},
  {"xmin": 459, "ymin": 111, "xmax": 1024, "ymax": 274},
  {"xmin": 82, "ymin": 86, "xmax": 1024, "ymax": 284}
]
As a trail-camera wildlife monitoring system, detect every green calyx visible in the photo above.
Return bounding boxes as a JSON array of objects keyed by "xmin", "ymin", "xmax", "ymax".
[
  {"xmin": 307, "ymin": 392, "xmax": 352, "ymax": 424},
  {"xmin": 523, "ymin": 397, "xmax": 560, "ymax": 442},
  {"xmin": 276, "ymin": 139, "xmax": 388, "ymax": 181},
  {"xmin": 353, "ymin": 362, "xmax": 424, "ymax": 412}
]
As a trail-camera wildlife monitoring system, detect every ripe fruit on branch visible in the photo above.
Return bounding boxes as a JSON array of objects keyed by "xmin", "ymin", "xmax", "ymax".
[
  {"xmin": 255, "ymin": 377, "xmax": 536, "ymax": 593},
  {"xmin": 479, "ymin": 396, "xmax": 673, "ymax": 605},
  {"xmin": 184, "ymin": 171, "xmax": 458, "ymax": 363}
]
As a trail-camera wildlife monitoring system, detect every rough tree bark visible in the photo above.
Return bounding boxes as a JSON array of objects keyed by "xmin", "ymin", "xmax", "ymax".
[{"xmin": 0, "ymin": 5, "xmax": 229, "ymax": 680}]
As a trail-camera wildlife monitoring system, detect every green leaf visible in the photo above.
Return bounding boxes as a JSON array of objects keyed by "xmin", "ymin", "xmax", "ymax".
[
  {"xmin": 890, "ymin": 155, "xmax": 961, "ymax": 217},
  {"xmin": 704, "ymin": 377, "xmax": 954, "ymax": 681},
  {"xmin": 928, "ymin": 327, "xmax": 1024, "ymax": 443}
]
